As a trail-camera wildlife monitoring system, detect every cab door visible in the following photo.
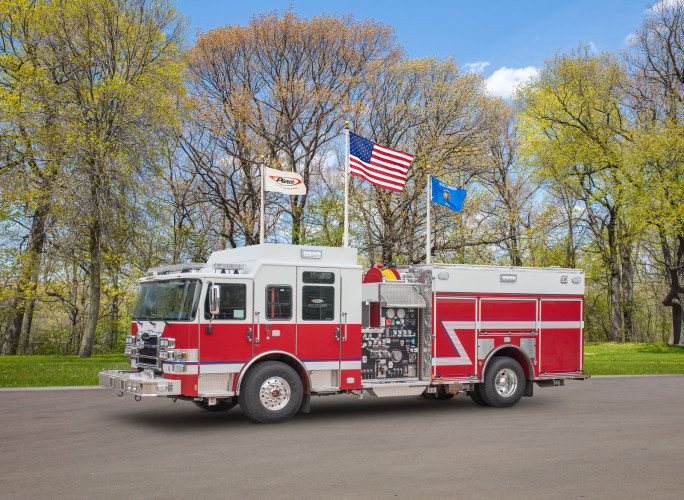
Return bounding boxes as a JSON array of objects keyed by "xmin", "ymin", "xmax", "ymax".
[
  {"xmin": 199, "ymin": 279, "xmax": 254, "ymax": 376},
  {"xmin": 296, "ymin": 267, "xmax": 341, "ymax": 389}
]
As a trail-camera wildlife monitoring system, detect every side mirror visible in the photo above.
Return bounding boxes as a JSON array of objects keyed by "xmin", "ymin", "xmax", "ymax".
[{"xmin": 209, "ymin": 285, "xmax": 221, "ymax": 317}]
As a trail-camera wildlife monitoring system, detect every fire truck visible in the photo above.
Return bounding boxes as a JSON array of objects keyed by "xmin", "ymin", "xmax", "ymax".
[{"xmin": 99, "ymin": 244, "xmax": 588, "ymax": 423}]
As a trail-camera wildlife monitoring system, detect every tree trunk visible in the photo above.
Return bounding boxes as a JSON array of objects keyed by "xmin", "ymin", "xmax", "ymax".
[
  {"xmin": 19, "ymin": 293, "xmax": 36, "ymax": 354},
  {"xmin": 1, "ymin": 301, "xmax": 24, "ymax": 355},
  {"xmin": 79, "ymin": 215, "xmax": 102, "ymax": 358},
  {"xmin": 0, "ymin": 201, "xmax": 50, "ymax": 355},
  {"xmin": 669, "ymin": 297, "xmax": 682, "ymax": 345},
  {"xmin": 620, "ymin": 240, "xmax": 635, "ymax": 341}
]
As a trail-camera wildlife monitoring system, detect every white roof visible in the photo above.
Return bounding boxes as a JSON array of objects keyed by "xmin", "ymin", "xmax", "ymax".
[{"xmin": 206, "ymin": 244, "xmax": 359, "ymax": 273}]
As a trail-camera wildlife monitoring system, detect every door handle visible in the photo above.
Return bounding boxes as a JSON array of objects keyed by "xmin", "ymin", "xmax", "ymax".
[
  {"xmin": 246, "ymin": 328, "xmax": 253, "ymax": 342},
  {"xmin": 342, "ymin": 312, "xmax": 348, "ymax": 342},
  {"xmin": 254, "ymin": 312, "xmax": 260, "ymax": 343},
  {"xmin": 334, "ymin": 327, "xmax": 340, "ymax": 341}
]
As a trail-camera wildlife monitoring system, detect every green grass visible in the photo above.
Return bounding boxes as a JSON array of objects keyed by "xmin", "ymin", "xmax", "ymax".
[
  {"xmin": 0, "ymin": 344, "xmax": 682, "ymax": 387},
  {"xmin": 584, "ymin": 343, "xmax": 684, "ymax": 375},
  {"xmin": 0, "ymin": 354, "xmax": 129, "ymax": 388}
]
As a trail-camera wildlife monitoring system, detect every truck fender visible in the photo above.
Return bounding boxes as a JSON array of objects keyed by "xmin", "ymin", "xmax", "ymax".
[
  {"xmin": 235, "ymin": 351, "xmax": 311, "ymax": 397},
  {"xmin": 480, "ymin": 345, "xmax": 535, "ymax": 383}
]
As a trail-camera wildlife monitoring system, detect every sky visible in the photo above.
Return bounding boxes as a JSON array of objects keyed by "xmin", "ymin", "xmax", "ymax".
[{"xmin": 176, "ymin": 0, "xmax": 656, "ymax": 98}]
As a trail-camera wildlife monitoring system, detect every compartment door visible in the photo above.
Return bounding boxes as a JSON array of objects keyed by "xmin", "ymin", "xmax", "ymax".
[
  {"xmin": 434, "ymin": 297, "xmax": 478, "ymax": 379},
  {"xmin": 539, "ymin": 298, "xmax": 584, "ymax": 374}
]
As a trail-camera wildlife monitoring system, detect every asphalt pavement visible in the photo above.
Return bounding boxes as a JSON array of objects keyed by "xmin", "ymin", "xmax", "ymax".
[{"xmin": 1, "ymin": 375, "xmax": 683, "ymax": 499}]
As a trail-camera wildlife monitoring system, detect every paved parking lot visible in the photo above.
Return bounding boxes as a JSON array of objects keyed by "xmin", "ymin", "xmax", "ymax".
[{"xmin": 1, "ymin": 375, "xmax": 683, "ymax": 499}]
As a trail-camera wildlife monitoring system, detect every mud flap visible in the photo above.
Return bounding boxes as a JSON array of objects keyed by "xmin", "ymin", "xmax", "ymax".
[
  {"xmin": 524, "ymin": 380, "xmax": 534, "ymax": 397},
  {"xmin": 299, "ymin": 393, "xmax": 311, "ymax": 413}
]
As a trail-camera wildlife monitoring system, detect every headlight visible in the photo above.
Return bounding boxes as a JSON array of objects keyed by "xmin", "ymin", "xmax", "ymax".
[
  {"xmin": 125, "ymin": 335, "xmax": 134, "ymax": 345},
  {"xmin": 159, "ymin": 351, "xmax": 169, "ymax": 360},
  {"xmin": 160, "ymin": 338, "xmax": 176, "ymax": 349},
  {"xmin": 125, "ymin": 347, "xmax": 136, "ymax": 356},
  {"xmin": 173, "ymin": 351, "xmax": 186, "ymax": 361}
]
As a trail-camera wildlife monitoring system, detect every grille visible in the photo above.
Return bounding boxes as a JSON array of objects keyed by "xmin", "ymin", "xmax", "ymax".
[{"xmin": 135, "ymin": 331, "xmax": 161, "ymax": 371}]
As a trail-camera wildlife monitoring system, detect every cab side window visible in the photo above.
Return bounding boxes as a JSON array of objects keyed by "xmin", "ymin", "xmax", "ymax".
[
  {"xmin": 266, "ymin": 286, "xmax": 292, "ymax": 320},
  {"xmin": 204, "ymin": 283, "xmax": 247, "ymax": 320},
  {"xmin": 301, "ymin": 271, "xmax": 335, "ymax": 321}
]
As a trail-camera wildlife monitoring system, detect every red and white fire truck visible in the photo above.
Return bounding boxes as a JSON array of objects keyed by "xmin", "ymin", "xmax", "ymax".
[{"xmin": 99, "ymin": 244, "xmax": 588, "ymax": 423}]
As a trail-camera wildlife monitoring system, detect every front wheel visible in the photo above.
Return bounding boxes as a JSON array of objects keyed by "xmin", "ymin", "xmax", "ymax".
[
  {"xmin": 238, "ymin": 361, "xmax": 303, "ymax": 423},
  {"xmin": 478, "ymin": 356, "xmax": 525, "ymax": 408}
]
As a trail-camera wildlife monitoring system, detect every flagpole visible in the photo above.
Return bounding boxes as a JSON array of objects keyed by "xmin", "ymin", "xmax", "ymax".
[
  {"xmin": 343, "ymin": 121, "xmax": 350, "ymax": 248},
  {"xmin": 260, "ymin": 155, "xmax": 265, "ymax": 245},
  {"xmin": 426, "ymin": 165, "xmax": 431, "ymax": 264}
]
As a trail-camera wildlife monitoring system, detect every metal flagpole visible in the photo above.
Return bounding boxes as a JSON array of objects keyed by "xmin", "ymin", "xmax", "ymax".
[
  {"xmin": 343, "ymin": 121, "xmax": 350, "ymax": 248},
  {"xmin": 260, "ymin": 155, "xmax": 265, "ymax": 244},
  {"xmin": 426, "ymin": 165, "xmax": 431, "ymax": 264}
]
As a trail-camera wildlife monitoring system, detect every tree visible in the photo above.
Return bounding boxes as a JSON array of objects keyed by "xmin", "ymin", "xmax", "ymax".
[
  {"xmin": 186, "ymin": 11, "xmax": 398, "ymax": 246},
  {"xmin": 0, "ymin": 0, "xmax": 66, "ymax": 354},
  {"xmin": 625, "ymin": 1, "xmax": 684, "ymax": 344},
  {"xmin": 517, "ymin": 47, "xmax": 635, "ymax": 342},
  {"xmin": 37, "ymin": 0, "xmax": 185, "ymax": 356},
  {"xmin": 352, "ymin": 56, "xmax": 493, "ymax": 264}
]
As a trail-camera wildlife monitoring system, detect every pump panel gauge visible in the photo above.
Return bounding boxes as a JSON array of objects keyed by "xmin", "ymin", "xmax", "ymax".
[{"xmin": 385, "ymin": 308, "xmax": 395, "ymax": 319}]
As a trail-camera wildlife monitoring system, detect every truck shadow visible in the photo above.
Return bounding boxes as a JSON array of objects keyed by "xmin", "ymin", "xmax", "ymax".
[{"xmin": 113, "ymin": 394, "xmax": 553, "ymax": 430}]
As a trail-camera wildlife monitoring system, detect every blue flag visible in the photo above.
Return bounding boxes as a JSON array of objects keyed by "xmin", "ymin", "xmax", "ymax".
[{"xmin": 431, "ymin": 176, "xmax": 466, "ymax": 212}]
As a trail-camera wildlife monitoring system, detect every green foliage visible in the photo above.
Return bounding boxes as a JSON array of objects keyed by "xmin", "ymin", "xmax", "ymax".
[
  {"xmin": 0, "ymin": 354, "xmax": 128, "ymax": 387},
  {"xmin": 584, "ymin": 342, "xmax": 684, "ymax": 375}
]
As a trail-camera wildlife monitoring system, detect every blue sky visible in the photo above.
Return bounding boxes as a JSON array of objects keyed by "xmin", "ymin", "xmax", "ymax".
[{"xmin": 176, "ymin": 0, "xmax": 654, "ymax": 97}]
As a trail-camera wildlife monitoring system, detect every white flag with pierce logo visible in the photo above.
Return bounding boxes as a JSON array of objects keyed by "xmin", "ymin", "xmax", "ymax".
[{"xmin": 263, "ymin": 166, "xmax": 306, "ymax": 195}]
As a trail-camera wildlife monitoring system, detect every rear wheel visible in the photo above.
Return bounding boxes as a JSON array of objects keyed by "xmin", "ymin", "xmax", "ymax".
[
  {"xmin": 479, "ymin": 356, "xmax": 525, "ymax": 408},
  {"xmin": 238, "ymin": 361, "xmax": 303, "ymax": 423},
  {"xmin": 193, "ymin": 397, "xmax": 237, "ymax": 412}
]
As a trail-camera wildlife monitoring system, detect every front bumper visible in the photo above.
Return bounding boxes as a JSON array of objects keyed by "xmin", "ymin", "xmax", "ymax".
[{"xmin": 99, "ymin": 369, "xmax": 181, "ymax": 397}]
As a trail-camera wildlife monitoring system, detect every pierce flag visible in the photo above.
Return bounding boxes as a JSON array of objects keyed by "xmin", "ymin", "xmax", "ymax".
[
  {"xmin": 348, "ymin": 132, "xmax": 414, "ymax": 192},
  {"xmin": 263, "ymin": 166, "xmax": 306, "ymax": 195},
  {"xmin": 431, "ymin": 176, "xmax": 466, "ymax": 212}
]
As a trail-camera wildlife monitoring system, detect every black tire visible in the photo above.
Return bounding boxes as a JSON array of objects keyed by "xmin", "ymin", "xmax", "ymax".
[
  {"xmin": 193, "ymin": 398, "xmax": 237, "ymax": 412},
  {"xmin": 238, "ymin": 361, "xmax": 303, "ymax": 423},
  {"xmin": 478, "ymin": 356, "xmax": 525, "ymax": 408},
  {"xmin": 469, "ymin": 385, "xmax": 488, "ymax": 406},
  {"xmin": 421, "ymin": 386, "xmax": 455, "ymax": 400}
]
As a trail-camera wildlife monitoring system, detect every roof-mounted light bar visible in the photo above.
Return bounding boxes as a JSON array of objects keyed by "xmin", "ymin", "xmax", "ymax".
[
  {"xmin": 301, "ymin": 249, "xmax": 322, "ymax": 259},
  {"xmin": 214, "ymin": 263, "xmax": 245, "ymax": 273},
  {"xmin": 147, "ymin": 263, "xmax": 205, "ymax": 276}
]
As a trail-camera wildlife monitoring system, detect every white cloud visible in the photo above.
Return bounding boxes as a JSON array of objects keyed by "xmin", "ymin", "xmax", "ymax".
[
  {"xmin": 463, "ymin": 61, "xmax": 490, "ymax": 74},
  {"xmin": 485, "ymin": 66, "xmax": 539, "ymax": 98}
]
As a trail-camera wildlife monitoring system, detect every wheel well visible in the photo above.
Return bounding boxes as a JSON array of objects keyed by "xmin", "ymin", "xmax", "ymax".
[
  {"xmin": 482, "ymin": 346, "xmax": 534, "ymax": 381},
  {"xmin": 235, "ymin": 352, "xmax": 311, "ymax": 396}
]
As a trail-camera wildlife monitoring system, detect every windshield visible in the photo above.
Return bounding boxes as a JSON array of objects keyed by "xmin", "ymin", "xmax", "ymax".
[{"xmin": 132, "ymin": 279, "xmax": 201, "ymax": 321}]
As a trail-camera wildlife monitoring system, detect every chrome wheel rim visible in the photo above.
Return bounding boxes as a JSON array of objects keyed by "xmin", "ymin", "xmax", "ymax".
[
  {"xmin": 259, "ymin": 377, "xmax": 291, "ymax": 411},
  {"xmin": 494, "ymin": 368, "xmax": 518, "ymax": 397}
]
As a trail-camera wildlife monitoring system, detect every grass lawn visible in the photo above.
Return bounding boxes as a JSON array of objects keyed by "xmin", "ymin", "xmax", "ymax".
[
  {"xmin": 0, "ymin": 354, "xmax": 129, "ymax": 388},
  {"xmin": 0, "ymin": 344, "xmax": 682, "ymax": 387},
  {"xmin": 584, "ymin": 343, "xmax": 684, "ymax": 375}
]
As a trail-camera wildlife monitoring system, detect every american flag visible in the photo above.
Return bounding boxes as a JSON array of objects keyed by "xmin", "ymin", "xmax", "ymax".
[{"xmin": 348, "ymin": 132, "xmax": 414, "ymax": 192}]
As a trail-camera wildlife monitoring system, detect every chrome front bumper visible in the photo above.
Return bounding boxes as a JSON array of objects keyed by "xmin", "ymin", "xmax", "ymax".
[{"xmin": 99, "ymin": 369, "xmax": 181, "ymax": 397}]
